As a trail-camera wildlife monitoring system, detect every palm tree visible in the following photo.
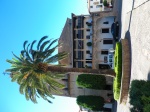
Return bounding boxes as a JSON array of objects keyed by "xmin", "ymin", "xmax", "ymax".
[{"xmin": 6, "ymin": 36, "xmax": 115, "ymax": 103}]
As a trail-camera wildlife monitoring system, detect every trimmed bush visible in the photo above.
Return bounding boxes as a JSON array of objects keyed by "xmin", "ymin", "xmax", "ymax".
[
  {"xmin": 76, "ymin": 74, "xmax": 106, "ymax": 90},
  {"xmin": 113, "ymin": 42, "xmax": 122, "ymax": 100},
  {"xmin": 77, "ymin": 95, "xmax": 104, "ymax": 111},
  {"xmin": 129, "ymin": 80, "xmax": 150, "ymax": 111},
  {"xmin": 87, "ymin": 42, "xmax": 92, "ymax": 46},
  {"xmin": 144, "ymin": 104, "xmax": 150, "ymax": 112},
  {"xmin": 103, "ymin": 0, "xmax": 108, "ymax": 6},
  {"xmin": 141, "ymin": 95, "xmax": 150, "ymax": 105}
]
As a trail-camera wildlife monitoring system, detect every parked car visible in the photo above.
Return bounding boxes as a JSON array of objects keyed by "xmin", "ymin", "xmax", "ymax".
[{"xmin": 111, "ymin": 21, "xmax": 119, "ymax": 41}]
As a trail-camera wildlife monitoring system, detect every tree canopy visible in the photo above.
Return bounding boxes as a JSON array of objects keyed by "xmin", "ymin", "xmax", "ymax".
[{"xmin": 6, "ymin": 36, "xmax": 67, "ymax": 103}]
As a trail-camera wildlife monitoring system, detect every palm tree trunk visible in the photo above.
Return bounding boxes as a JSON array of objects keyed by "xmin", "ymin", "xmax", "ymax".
[{"xmin": 47, "ymin": 66, "xmax": 115, "ymax": 77}]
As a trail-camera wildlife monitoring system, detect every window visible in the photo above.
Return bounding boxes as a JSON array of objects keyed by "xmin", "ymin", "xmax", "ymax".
[
  {"xmin": 93, "ymin": 2, "xmax": 99, "ymax": 5},
  {"xmin": 78, "ymin": 30, "xmax": 81, "ymax": 37},
  {"xmin": 96, "ymin": 5, "xmax": 102, "ymax": 8},
  {"xmin": 77, "ymin": 61, "xmax": 84, "ymax": 68},
  {"xmin": 109, "ymin": 54, "xmax": 113, "ymax": 58},
  {"xmin": 104, "ymin": 56, "xmax": 108, "ymax": 63},
  {"xmin": 99, "ymin": 64, "xmax": 110, "ymax": 69},
  {"xmin": 100, "ymin": 0, "xmax": 103, "ymax": 3},
  {"xmin": 78, "ymin": 40, "xmax": 84, "ymax": 49},
  {"xmin": 86, "ymin": 35, "xmax": 90, "ymax": 39},
  {"xmin": 109, "ymin": 59, "xmax": 112, "ymax": 62},
  {"xmin": 78, "ymin": 51, "xmax": 84, "ymax": 59},
  {"xmin": 86, "ymin": 22, "xmax": 92, "ymax": 26},
  {"xmin": 101, "ymin": 50, "xmax": 108, "ymax": 54},
  {"xmin": 103, "ymin": 21, "xmax": 109, "ymax": 24},
  {"xmin": 86, "ymin": 61, "xmax": 92, "ymax": 63},
  {"xmin": 102, "ymin": 28, "xmax": 109, "ymax": 33},
  {"xmin": 86, "ymin": 50, "xmax": 90, "ymax": 54},
  {"xmin": 86, "ymin": 29, "xmax": 90, "ymax": 31},
  {"xmin": 103, "ymin": 40, "xmax": 113, "ymax": 44},
  {"xmin": 90, "ymin": 6, "xmax": 93, "ymax": 8},
  {"xmin": 76, "ymin": 34, "xmax": 79, "ymax": 38}
]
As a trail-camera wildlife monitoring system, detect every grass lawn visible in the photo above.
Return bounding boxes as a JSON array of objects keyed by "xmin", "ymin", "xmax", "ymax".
[{"xmin": 113, "ymin": 42, "xmax": 122, "ymax": 100}]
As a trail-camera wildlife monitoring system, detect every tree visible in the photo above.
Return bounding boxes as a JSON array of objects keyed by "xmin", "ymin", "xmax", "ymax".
[
  {"xmin": 6, "ymin": 36, "xmax": 115, "ymax": 103},
  {"xmin": 77, "ymin": 95, "xmax": 104, "ymax": 111},
  {"xmin": 76, "ymin": 74, "xmax": 106, "ymax": 89}
]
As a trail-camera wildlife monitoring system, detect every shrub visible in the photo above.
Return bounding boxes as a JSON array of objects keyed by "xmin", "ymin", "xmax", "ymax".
[
  {"xmin": 85, "ymin": 65, "xmax": 92, "ymax": 68},
  {"xmin": 141, "ymin": 95, "xmax": 150, "ymax": 105},
  {"xmin": 113, "ymin": 42, "xmax": 122, "ymax": 100},
  {"xmin": 103, "ymin": 0, "xmax": 108, "ymax": 6},
  {"xmin": 76, "ymin": 74, "xmax": 106, "ymax": 90},
  {"xmin": 129, "ymin": 80, "xmax": 150, "ymax": 111},
  {"xmin": 77, "ymin": 95, "xmax": 104, "ymax": 111},
  {"xmin": 144, "ymin": 104, "xmax": 150, "ymax": 112},
  {"xmin": 130, "ymin": 80, "xmax": 146, "ymax": 111},
  {"xmin": 87, "ymin": 42, "xmax": 92, "ymax": 46}
]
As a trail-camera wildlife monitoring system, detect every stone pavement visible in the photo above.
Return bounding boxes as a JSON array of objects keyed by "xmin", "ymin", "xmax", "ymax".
[{"xmin": 117, "ymin": 0, "xmax": 150, "ymax": 112}]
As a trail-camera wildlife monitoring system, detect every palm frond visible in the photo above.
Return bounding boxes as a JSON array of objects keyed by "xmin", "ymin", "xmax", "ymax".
[
  {"xmin": 46, "ymin": 52, "xmax": 68, "ymax": 63},
  {"xmin": 20, "ymin": 67, "xmax": 31, "ymax": 74},
  {"xmin": 46, "ymin": 77, "xmax": 64, "ymax": 89},
  {"xmin": 6, "ymin": 59, "xmax": 16, "ymax": 64},
  {"xmin": 6, "ymin": 68, "xmax": 21, "ymax": 73},
  {"xmin": 30, "ymin": 40, "xmax": 36, "ymax": 53},
  {"xmin": 25, "ymin": 86, "xmax": 30, "ymax": 101},
  {"xmin": 40, "ymin": 40, "xmax": 50, "ymax": 52},
  {"xmin": 6, "ymin": 36, "xmax": 68, "ymax": 104},
  {"xmin": 45, "ymin": 38, "xmax": 57, "ymax": 51},
  {"xmin": 37, "ymin": 36, "xmax": 48, "ymax": 50},
  {"xmin": 46, "ymin": 72, "xmax": 65, "ymax": 79},
  {"xmin": 25, "ymin": 43, "xmax": 33, "ymax": 62},
  {"xmin": 23, "ymin": 41, "xmax": 28, "ymax": 49},
  {"xmin": 19, "ymin": 81, "xmax": 27, "ymax": 94},
  {"xmin": 11, "ymin": 72, "xmax": 21, "ymax": 82},
  {"xmin": 37, "ymin": 89, "xmax": 54, "ymax": 103},
  {"xmin": 12, "ymin": 52, "xmax": 23, "ymax": 62},
  {"xmin": 43, "ymin": 45, "xmax": 58, "ymax": 60},
  {"xmin": 21, "ymin": 50, "xmax": 26, "ymax": 58},
  {"xmin": 30, "ymin": 88, "xmax": 37, "ymax": 103},
  {"xmin": 48, "ymin": 84, "xmax": 63, "ymax": 94},
  {"xmin": 16, "ymin": 73, "xmax": 26, "ymax": 84}
]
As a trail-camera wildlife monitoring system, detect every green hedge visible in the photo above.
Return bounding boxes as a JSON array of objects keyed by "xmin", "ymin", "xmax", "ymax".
[
  {"xmin": 76, "ymin": 74, "xmax": 106, "ymax": 90},
  {"xmin": 129, "ymin": 80, "xmax": 150, "ymax": 111},
  {"xmin": 103, "ymin": 0, "xmax": 108, "ymax": 6},
  {"xmin": 144, "ymin": 104, "xmax": 150, "ymax": 112},
  {"xmin": 77, "ymin": 95, "xmax": 104, "ymax": 111},
  {"xmin": 113, "ymin": 42, "xmax": 122, "ymax": 100}
]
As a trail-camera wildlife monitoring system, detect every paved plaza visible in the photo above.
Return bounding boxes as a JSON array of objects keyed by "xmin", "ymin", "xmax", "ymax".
[{"xmin": 117, "ymin": 0, "xmax": 150, "ymax": 111}]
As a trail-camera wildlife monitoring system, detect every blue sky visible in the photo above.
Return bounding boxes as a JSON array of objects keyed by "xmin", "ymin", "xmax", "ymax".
[{"xmin": 0, "ymin": 0, "xmax": 88, "ymax": 112}]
